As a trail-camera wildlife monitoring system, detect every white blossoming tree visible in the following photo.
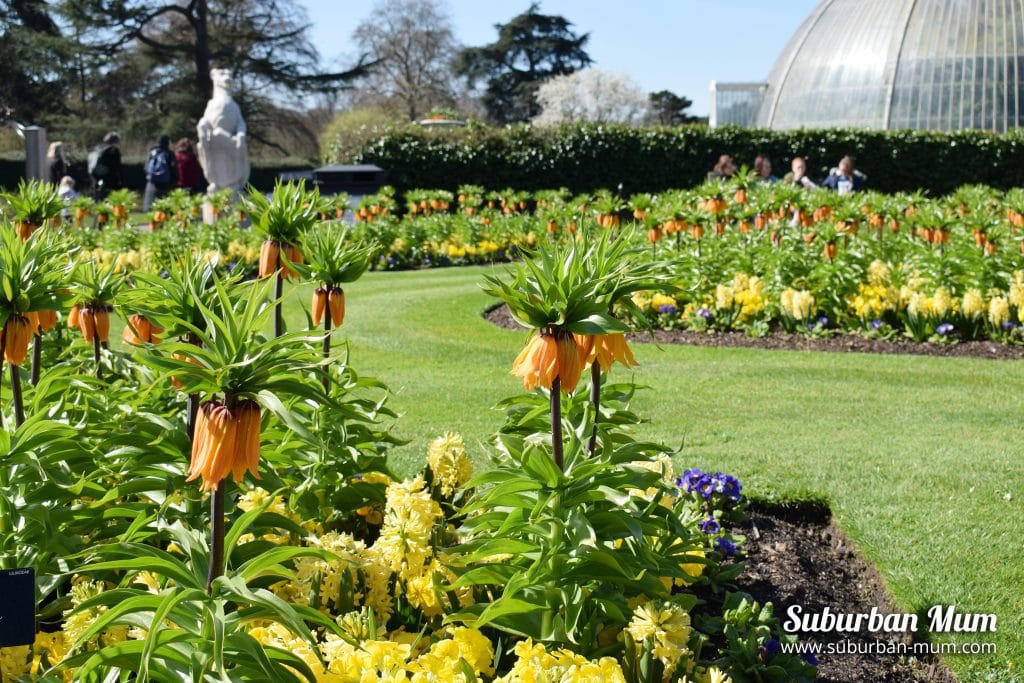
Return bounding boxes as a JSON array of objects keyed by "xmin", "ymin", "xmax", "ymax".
[{"xmin": 533, "ymin": 67, "xmax": 650, "ymax": 125}]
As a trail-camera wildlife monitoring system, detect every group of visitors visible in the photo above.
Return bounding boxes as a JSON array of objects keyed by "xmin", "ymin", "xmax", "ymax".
[
  {"xmin": 709, "ymin": 153, "xmax": 867, "ymax": 194},
  {"xmin": 44, "ymin": 133, "xmax": 205, "ymax": 210}
]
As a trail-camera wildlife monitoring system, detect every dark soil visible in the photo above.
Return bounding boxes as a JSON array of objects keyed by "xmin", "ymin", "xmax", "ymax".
[
  {"xmin": 737, "ymin": 503, "xmax": 957, "ymax": 683},
  {"xmin": 484, "ymin": 303, "xmax": 1024, "ymax": 360}
]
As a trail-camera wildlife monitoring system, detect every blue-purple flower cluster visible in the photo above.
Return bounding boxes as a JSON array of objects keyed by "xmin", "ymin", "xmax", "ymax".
[
  {"xmin": 698, "ymin": 517, "xmax": 720, "ymax": 535},
  {"xmin": 658, "ymin": 304, "xmax": 678, "ymax": 315},
  {"xmin": 676, "ymin": 468, "xmax": 742, "ymax": 503}
]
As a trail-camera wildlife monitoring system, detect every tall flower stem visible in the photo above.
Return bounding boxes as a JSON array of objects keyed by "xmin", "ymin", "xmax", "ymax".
[
  {"xmin": 30, "ymin": 332, "xmax": 41, "ymax": 386},
  {"xmin": 274, "ymin": 271, "xmax": 284, "ymax": 337},
  {"xmin": 0, "ymin": 337, "xmax": 5, "ymax": 431},
  {"xmin": 92, "ymin": 328, "xmax": 102, "ymax": 379},
  {"xmin": 322, "ymin": 305, "xmax": 332, "ymax": 393},
  {"xmin": 206, "ymin": 486, "xmax": 225, "ymax": 592},
  {"xmin": 550, "ymin": 378, "xmax": 563, "ymax": 471},
  {"xmin": 187, "ymin": 393, "xmax": 199, "ymax": 440},
  {"xmin": 186, "ymin": 334, "xmax": 201, "ymax": 439},
  {"xmin": 9, "ymin": 362, "xmax": 25, "ymax": 428},
  {"xmin": 206, "ymin": 393, "xmax": 235, "ymax": 592},
  {"xmin": 587, "ymin": 362, "xmax": 601, "ymax": 456}
]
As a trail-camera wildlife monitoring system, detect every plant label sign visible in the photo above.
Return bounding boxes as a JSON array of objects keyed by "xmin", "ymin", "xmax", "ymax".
[{"xmin": 0, "ymin": 567, "xmax": 35, "ymax": 647}]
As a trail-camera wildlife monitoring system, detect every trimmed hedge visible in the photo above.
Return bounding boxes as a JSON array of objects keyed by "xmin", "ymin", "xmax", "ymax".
[
  {"xmin": 0, "ymin": 156, "xmax": 312, "ymax": 193},
  {"xmin": 348, "ymin": 123, "xmax": 1024, "ymax": 196}
]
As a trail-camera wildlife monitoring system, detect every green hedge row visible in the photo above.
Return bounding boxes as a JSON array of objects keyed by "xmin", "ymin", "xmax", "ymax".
[
  {"xmin": 0, "ymin": 156, "xmax": 312, "ymax": 193},
  {"xmin": 348, "ymin": 123, "xmax": 1024, "ymax": 196}
]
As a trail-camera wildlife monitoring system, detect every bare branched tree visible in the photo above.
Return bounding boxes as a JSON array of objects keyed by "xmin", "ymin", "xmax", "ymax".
[{"xmin": 352, "ymin": 0, "xmax": 461, "ymax": 120}]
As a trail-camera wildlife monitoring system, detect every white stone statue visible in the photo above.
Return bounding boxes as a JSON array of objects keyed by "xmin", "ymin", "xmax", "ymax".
[{"xmin": 196, "ymin": 68, "xmax": 250, "ymax": 194}]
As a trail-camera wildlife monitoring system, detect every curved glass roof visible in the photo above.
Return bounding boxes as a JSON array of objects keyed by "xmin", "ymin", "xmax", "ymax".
[{"xmin": 757, "ymin": 0, "xmax": 1024, "ymax": 132}]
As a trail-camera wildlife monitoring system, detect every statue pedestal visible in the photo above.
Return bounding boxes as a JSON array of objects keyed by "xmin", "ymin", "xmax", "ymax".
[{"xmin": 202, "ymin": 202, "xmax": 218, "ymax": 225}]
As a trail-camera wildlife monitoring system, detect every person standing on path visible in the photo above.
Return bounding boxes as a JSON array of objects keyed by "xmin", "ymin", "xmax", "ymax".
[{"xmin": 142, "ymin": 134, "xmax": 178, "ymax": 210}]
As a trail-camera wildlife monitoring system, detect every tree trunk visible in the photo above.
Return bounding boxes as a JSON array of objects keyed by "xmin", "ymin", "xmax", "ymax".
[{"xmin": 194, "ymin": 0, "xmax": 213, "ymax": 99}]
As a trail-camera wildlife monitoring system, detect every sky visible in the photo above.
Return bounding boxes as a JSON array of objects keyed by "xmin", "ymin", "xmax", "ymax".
[{"xmin": 300, "ymin": 0, "xmax": 821, "ymax": 116}]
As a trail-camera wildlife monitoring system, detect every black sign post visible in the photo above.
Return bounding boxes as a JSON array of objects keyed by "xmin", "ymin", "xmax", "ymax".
[{"xmin": 0, "ymin": 567, "xmax": 35, "ymax": 649}]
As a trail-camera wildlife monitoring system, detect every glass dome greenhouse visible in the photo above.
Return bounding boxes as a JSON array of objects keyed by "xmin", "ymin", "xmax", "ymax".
[{"xmin": 754, "ymin": 0, "xmax": 1024, "ymax": 131}]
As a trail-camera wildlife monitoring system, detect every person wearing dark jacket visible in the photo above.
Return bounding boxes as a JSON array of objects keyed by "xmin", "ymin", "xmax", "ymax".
[
  {"xmin": 46, "ymin": 142, "xmax": 68, "ymax": 185},
  {"xmin": 142, "ymin": 134, "xmax": 178, "ymax": 210},
  {"xmin": 175, "ymin": 138, "xmax": 203, "ymax": 193},
  {"xmin": 821, "ymin": 156, "xmax": 867, "ymax": 194},
  {"xmin": 89, "ymin": 132, "xmax": 123, "ymax": 200}
]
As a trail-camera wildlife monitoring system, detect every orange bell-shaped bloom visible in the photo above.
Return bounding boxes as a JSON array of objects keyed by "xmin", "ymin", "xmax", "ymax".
[
  {"xmin": 258, "ymin": 240, "xmax": 280, "ymax": 278},
  {"xmin": 68, "ymin": 304, "xmax": 81, "ymax": 330},
  {"xmin": 122, "ymin": 314, "xmax": 163, "ymax": 344},
  {"xmin": 573, "ymin": 333, "xmax": 594, "ymax": 364},
  {"xmin": 591, "ymin": 333, "xmax": 638, "ymax": 371},
  {"xmin": 187, "ymin": 399, "xmax": 261, "ymax": 492},
  {"xmin": 311, "ymin": 287, "xmax": 327, "ymax": 326},
  {"xmin": 282, "ymin": 243, "xmax": 304, "ymax": 280},
  {"xmin": 511, "ymin": 330, "xmax": 582, "ymax": 393},
  {"xmin": 79, "ymin": 307, "xmax": 110, "ymax": 343},
  {"xmin": 35, "ymin": 309, "xmax": 57, "ymax": 333},
  {"xmin": 232, "ymin": 401, "xmax": 262, "ymax": 483},
  {"xmin": 2, "ymin": 314, "xmax": 35, "ymax": 365},
  {"xmin": 328, "ymin": 287, "xmax": 345, "ymax": 326},
  {"xmin": 511, "ymin": 333, "xmax": 558, "ymax": 391}
]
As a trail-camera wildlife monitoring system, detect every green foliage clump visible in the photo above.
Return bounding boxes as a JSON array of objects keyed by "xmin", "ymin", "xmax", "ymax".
[{"xmin": 345, "ymin": 122, "xmax": 1024, "ymax": 196}]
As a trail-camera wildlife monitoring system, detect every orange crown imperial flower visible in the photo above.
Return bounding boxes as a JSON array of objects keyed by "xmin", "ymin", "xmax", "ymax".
[
  {"xmin": 67, "ymin": 304, "xmax": 81, "ymax": 330},
  {"xmin": 258, "ymin": 240, "xmax": 280, "ymax": 278},
  {"xmin": 187, "ymin": 399, "xmax": 261, "ymax": 492},
  {"xmin": 282, "ymin": 243, "xmax": 304, "ymax": 280},
  {"xmin": 2, "ymin": 313, "xmax": 37, "ymax": 365},
  {"xmin": 35, "ymin": 309, "xmax": 57, "ymax": 333},
  {"xmin": 311, "ymin": 287, "xmax": 327, "ymax": 326},
  {"xmin": 589, "ymin": 333, "xmax": 638, "ymax": 371},
  {"xmin": 328, "ymin": 287, "xmax": 345, "ymax": 326},
  {"xmin": 78, "ymin": 306, "xmax": 110, "ymax": 343},
  {"xmin": 511, "ymin": 329, "xmax": 583, "ymax": 393},
  {"xmin": 122, "ymin": 314, "xmax": 163, "ymax": 345}
]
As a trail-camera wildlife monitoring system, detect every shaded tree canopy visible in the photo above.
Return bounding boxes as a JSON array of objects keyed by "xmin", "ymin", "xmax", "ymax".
[
  {"xmin": 0, "ymin": 0, "xmax": 74, "ymax": 123},
  {"xmin": 454, "ymin": 3, "xmax": 590, "ymax": 123},
  {"xmin": 352, "ymin": 0, "xmax": 460, "ymax": 121},
  {"xmin": 648, "ymin": 90, "xmax": 697, "ymax": 126},
  {"xmin": 2, "ymin": 0, "xmax": 374, "ymax": 157}
]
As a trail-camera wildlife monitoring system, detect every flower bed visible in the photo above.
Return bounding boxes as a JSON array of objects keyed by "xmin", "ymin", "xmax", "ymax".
[
  {"xmin": 0, "ymin": 181, "xmax": 835, "ymax": 682},
  {"xmin": 39, "ymin": 178, "xmax": 1024, "ymax": 347}
]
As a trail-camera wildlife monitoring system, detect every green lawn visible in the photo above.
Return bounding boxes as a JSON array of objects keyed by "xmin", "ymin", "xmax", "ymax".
[{"xmin": 277, "ymin": 265, "xmax": 1018, "ymax": 681}]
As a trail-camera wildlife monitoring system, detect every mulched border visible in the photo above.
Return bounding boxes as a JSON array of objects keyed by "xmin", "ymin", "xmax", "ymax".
[
  {"xmin": 737, "ymin": 503, "xmax": 957, "ymax": 683},
  {"xmin": 484, "ymin": 303, "xmax": 1024, "ymax": 361}
]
